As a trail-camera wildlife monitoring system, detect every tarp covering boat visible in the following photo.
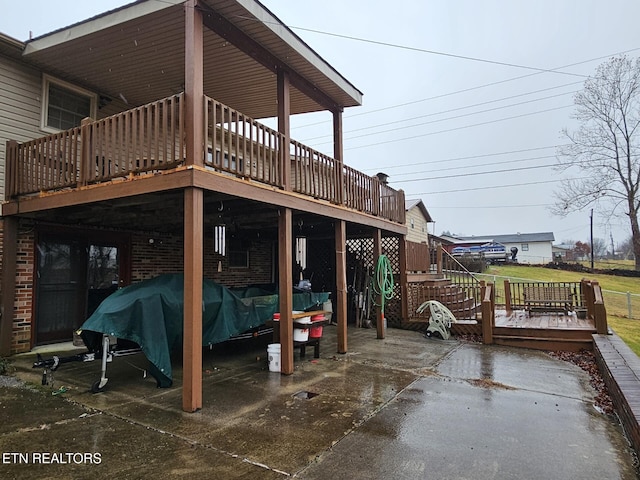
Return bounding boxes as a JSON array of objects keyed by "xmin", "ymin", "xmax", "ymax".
[{"xmin": 80, "ymin": 274, "xmax": 329, "ymax": 387}]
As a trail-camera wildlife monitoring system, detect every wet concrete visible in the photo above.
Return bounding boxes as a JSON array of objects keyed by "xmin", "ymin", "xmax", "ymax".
[{"xmin": 1, "ymin": 326, "xmax": 637, "ymax": 479}]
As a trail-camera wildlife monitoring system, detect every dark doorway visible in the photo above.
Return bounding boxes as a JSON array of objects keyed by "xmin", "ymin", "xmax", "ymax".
[{"xmin": 34, "ymin": 232, "xmax": 129, "ymax": 346}]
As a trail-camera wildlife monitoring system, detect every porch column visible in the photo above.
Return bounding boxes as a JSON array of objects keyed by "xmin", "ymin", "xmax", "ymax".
[
  {"xmin": 277, "ymin": 69, "xmax": 291, "ymax": 191},
  {"xmin": 183, "ymin": 187, "xmax": 204, "ymax": 412},
  {"xmin": 333, "ymin": 108, "xmax": 344, "ymax": 205},
  {"xmin": 398, "ymin": 235, "xmax": 408, "ymax": 328},
  {"xmin": 373, "ymin": 229, "xmax": 384, "ymax": 339},
  {"xmin": 335, "ymin": 220, "xmax": 347, "ymax": 353},
  {"xmin": 0, "ymin": 217, "xmax": 17, "ymax": 356},
  {"xmin": 185, "ymin": 0, "xmax": 204, "ymax": 167},
  {"xmin": 278, "ymin": 208, "xmax": 294, "ymax": 374}
]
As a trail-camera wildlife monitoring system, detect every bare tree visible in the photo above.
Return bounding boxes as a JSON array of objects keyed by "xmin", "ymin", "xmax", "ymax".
[{"xmin": 553, "ymin": 56, "xmax": 640, "ymax": 270}]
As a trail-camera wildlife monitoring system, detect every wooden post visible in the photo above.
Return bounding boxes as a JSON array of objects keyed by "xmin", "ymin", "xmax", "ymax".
[
  {"xmin": 5, "ymin": 140, "xmax": 17, "ymax": 200},
  {"xmin": 185, "ymin": 0, "xmax": 204, "ymax": 168},
  {"xmin": 277, "ymin": 69, "xmax": 291, "ymax": 191},
  {"xmin": 398, "ymin": 235, "xmax": 408, "ymax": 328},
  {"xmin": 278, "ymin": 208, "xmax": 294, "ymax": 374},
  {"xmin": 80, "ymin": 118, "xmax": 92, "ymax": 186},
  {"xmin": 182, "ymin": 0, "xmax": 204, "ymax": 413},
  {"xmin": 504, "ymin": 279, "xmax": 512, "ymax": 313},
  {"xmin": 373, "ymin": 230, "xmax": 384, "ymax": 339},
  {"xmin": 0, "ymin": 217, "xmax": 17, "ymax": 356},
  {"xmin": 582, "ymin": 278, "xmax": 595, "ymax": 320},
  {"xmin": 335, "ymin": 220, "xmax": 348, "ymax": 353},
  {"xmin": 333, "ymin": 108, "xmax": 344, "ymax": 205},
  {"xmin": 592, "ymin": 281, "xmax": 608, "ymax": 334},
  {"xmin": 437, "ymin": 244, "xmax": 443, "ymax": 275},
  {"xmin": 482, "ymin": 283, "xmax": 494, "ymax": 345},
  {"xmin": 183, "ymin": 187, "xmax": 203, "ymax": 412}
]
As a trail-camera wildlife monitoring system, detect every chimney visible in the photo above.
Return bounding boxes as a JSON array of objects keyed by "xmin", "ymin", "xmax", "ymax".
[{"xmin": 376, "ymin": 172, "xmax": 389, "ymax": 185}]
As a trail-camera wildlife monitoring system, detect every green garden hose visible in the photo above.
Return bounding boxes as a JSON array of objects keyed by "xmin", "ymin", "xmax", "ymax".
[{"xmin": 372, "ymin": 254, "xmax": 395, "ymax": 316}]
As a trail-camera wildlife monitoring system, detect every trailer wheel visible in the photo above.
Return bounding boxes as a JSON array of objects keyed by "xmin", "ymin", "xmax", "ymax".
[{"xmin": 91, "ymin": 379, "xmax": 107, "ymax": 394}]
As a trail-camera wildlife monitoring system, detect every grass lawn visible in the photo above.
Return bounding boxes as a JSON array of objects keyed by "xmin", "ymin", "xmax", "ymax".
[{"xmin": 484, "ymin": 263, "xmax": 640, "ymax": 356}]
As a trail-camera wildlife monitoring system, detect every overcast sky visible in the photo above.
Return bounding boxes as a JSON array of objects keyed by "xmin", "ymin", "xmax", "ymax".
[{"xmin": 2, "ymin": 0, "xmax": 640, "ymax": 248}]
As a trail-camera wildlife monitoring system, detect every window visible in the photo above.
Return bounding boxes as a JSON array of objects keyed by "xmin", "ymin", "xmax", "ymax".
[
  {"xmin": 410, "ymin": 218, "xmax": 415, "ymax": 229},
  {"xmin": 41, "ymin": 75, "xmax": 96, "ymax": 132},
  {"xmin": 228, "ymin": 247, "xmax": 249, "ymax": 268},
  {"xmin": 521, "ymin": 244, "xmax": 529, "ymax": 251}
]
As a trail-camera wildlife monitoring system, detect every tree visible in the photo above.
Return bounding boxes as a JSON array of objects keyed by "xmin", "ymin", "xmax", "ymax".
[
  {"xmin": 553, "ymin": 56, "xmax": 640, "ymax": 270},
  {"xmin": 591, "ymin": 237, "xmax": 607, "ymax": 259},
  {"xmin": 574, "ymin": 241, "xmax": 591, "ymax": 259}
]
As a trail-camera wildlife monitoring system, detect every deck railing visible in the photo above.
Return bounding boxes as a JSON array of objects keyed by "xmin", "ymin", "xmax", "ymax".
[
  {"xmin": 204, "ymin": 96, "xmax": 282, "ymax": 186},
  {"xmin": 5, "ymin": 94, "xmax": 405, "ymax": 223},
  {"xmin": 504, "ymin": 280, "xmax": 584, "ymax": 312},
  {"xmin": 481, "ymin": 282, "xmax": 495, "ymax": 344},
  {"xmin": 5, "ymin": 94, "xmax": 185, "ymax": 198}
]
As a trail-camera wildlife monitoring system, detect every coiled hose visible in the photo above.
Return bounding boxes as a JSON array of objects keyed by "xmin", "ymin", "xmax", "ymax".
[{"xmin": 372, "ymin": 254, "xmax": 395, "ymax": 317}]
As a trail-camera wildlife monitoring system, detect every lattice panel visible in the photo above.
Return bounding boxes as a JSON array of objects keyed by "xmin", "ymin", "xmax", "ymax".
[
  {"xmin": 381, "ymin": 236, "xmax": 402, "ymax": 327},
  {"xmin": 305, "ymin": 238, "xmax": 335, "ymax": 293}
]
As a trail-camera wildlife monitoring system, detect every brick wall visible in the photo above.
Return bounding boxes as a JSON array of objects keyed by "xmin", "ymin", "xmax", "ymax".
[
  {"xmin": 131, "ymin": 232, "xmax": 274, "ymax": 287},
  {"xmin": 2, "ymin": 226, "xmax": 275, "ymax": 354},
  {"xmin": 6, "ymin": 220, "xmax": 35, "ymax": 354}
]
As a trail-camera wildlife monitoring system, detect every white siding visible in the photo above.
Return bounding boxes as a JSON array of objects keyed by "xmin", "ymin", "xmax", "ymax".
[
  {"xmin": 0, "ymin": 54, "xmax": 43, "ymax": 200},
  {"xmin": 504, "ymin": 241, "xmax": 553, "ymax": 264},
  {"xmin": 405, "ymin": 206, "xmax": 429, "ymax": 244},
  {"xmin": 0, "ymin": 53, "xmax": 132, "ymax": 201}
]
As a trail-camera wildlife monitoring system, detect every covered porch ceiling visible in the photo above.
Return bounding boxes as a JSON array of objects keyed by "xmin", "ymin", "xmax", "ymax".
[
  {"xmin": 20, "ymin": 0, "xmax": 363, "ymax": 119},
  {"xmin": 21, "ymin": 191, "xmax": 387, "ymax": 240}
]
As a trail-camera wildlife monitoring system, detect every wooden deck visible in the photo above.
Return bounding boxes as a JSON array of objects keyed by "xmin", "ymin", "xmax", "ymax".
[
  {"xmin": 492, "ymin": 309, "xmax": 596, "ymax": 352},
  {"xmin": 494, "ymin": 309, "xmax": 595, "ymax": 330},
  {"xmin": 4, "ymin": 94, "xmax": 405, "ymax": 224},
  {"xmin": 593, "ymin": 333, "xmax": 640, "ymax": 456}
]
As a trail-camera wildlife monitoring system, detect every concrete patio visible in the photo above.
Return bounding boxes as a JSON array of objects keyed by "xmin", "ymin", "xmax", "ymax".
[{"xmin": 1, "ymin": 326, "xmax": 637, "ymax": 479}]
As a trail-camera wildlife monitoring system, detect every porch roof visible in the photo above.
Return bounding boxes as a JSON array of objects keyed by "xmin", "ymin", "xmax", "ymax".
[{"xmin": 19, "ymin": 0, "xmax": 363, "ymax": 118}]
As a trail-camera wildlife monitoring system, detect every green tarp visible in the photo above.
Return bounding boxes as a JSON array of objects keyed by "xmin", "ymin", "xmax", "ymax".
[{"xmin": 81, "ymin": 274, "xmax": 329, "ymax": 387}]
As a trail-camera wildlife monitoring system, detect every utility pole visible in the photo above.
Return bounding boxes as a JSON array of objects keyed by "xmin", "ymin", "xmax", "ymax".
[
  {"xmin": 590, "ymin": 209, "xmax": 594, "ymax": 270},
  {"xmin": 610, "ymin": 232, "xmax": 615, "ymax": 259}
]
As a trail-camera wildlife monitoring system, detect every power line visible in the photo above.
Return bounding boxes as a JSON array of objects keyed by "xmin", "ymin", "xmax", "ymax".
[
  {"xmin": 391, "ymin": 155, "xmax": 557, "ymax": 178},
  {"xmin": 400, "ymin": 163, "xmax": 557, "ymax": 183},
  {"xmin": 294, "ymin": 48, "xmax": 640, "ymax": 129},
  {"xmin": 287, "ymin": 27, "xmax": 588, "ymax": 77},
  {"xmin": 308, "ymin": 91, "xmax": 577, "ymax": 146},
  {"xmin": 344, "ymin": 104, "xmax": 573, "ymax": 151},
  {"xmin": 366, "ymin": 144, "xmax": 566, "ymax": 171},
  {"xmin": 428, "ymin": 203, "xmax": 553, "ymax": 209},
  {"xmin": 405, "ymin": 176, "xmax": 589, "ymax": 195}
]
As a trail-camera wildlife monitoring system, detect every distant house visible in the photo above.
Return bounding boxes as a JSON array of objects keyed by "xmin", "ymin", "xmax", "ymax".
[
  {"xmin": 552, "ymin": 243, "xmax": 575, "ymax": 261},
  {"xmin": 443, "ymin": 232, "xmax": 556, "ymax": 264},
  {"xmin": 405, "ymin": 199, "xmax": 432, "ymax": 244}
]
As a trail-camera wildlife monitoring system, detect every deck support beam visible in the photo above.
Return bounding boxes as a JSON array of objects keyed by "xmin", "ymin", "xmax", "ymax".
[
  {"xmin": 183, "ymin": 187, "xmax": 204, "ymax": 412},
  {"xmin": 185, "ymin": 0, "xmax": 204, "ymax": 168},
  {"xmin": 398, "ymin": 235, "xmax": 408, "ymax": 328},
  {"xmin": 0, "ymin": 217, "xmax": 17, "ymax": 356},
  {"xmin": 182, "ymin": 0, "xmax": 204, "ymax": 413},
  {"xmin": 335, "ymin": 220, "xmax": 348, "ymax": 353},
  {"xmin": 373, "ymin": 229, "xmax": 384, "ymax": 339},
  {"xmin": 278, "ymin": 208, "xmax": 294, "ymax": 374},
  {"xmin": 277, "ymin": 69, "xmax": 291, "ymax": 190},
  {"xmin": 333, "ymin": 108, "xmax": 344, "ymax": 205}
]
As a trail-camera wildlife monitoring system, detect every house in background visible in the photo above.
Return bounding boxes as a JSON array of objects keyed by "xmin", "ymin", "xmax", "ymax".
[
  {"xmin": 442, "ymin": 232, "xmax": 556, "ymax": 264},
  {"xmin": 0, "ymin": 0, "xmax": 406, "ymax": 411},
  {"xmin": 405, "ymin": 199, "xmax": 432, "ymax": 244}
]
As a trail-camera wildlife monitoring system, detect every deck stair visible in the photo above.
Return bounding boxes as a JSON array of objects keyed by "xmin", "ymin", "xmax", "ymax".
[
  {"xmin": 489, "ymin": 307, "xmax": 597, "ymax": 352},
  {"xmin": 404, "ymin": 274, "xmax": 481, "ymax": 334}
]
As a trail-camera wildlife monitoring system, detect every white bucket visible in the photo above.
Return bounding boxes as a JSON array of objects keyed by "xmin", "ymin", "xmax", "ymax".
[
  {"xmin": 293, "ymin": 327, "xmax": 309, "ymax": 342},
  {"xmin": 267, "ymin": 343, "xmax": 281, "ymax": 372},
  {"xmin": 323, "ymin": 300, "xmax": 333, "ymax": 323}
]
